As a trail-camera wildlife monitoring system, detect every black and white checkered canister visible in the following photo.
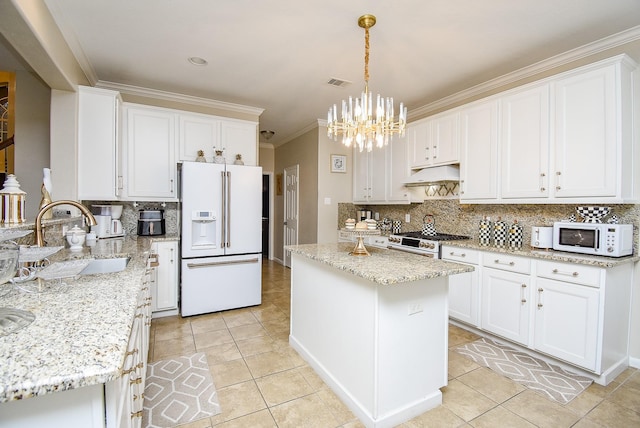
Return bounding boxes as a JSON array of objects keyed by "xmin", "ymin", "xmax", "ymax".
[
  {"xmin": 478, "ymin": 217, "xmax": 492, "ymax": 246},
  {"xmin": 508, "ymin": 221, "xmax": 524, "ymax": 250},
  {"xmin": 493, "ymin": 218, "xmax": 507, "ymax": 248}
]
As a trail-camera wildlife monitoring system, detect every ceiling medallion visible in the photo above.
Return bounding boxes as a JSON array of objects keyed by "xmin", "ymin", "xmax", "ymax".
[{"xmin": 327, "ymin": 14, "xmax": 407, "ymax": 152}]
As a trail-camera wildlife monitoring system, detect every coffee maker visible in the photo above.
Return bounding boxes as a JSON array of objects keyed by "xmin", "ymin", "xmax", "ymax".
[{"xmin": 91, "ymin": 205, "xmax": 124, "ymax": 238}]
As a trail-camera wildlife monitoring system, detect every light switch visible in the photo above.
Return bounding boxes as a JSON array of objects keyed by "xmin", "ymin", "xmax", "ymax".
[{"xmin": 324, "ymin": 197, "xmax": 331, "ymax": 205}]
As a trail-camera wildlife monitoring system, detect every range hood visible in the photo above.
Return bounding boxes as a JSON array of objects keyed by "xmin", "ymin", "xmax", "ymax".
[{"xmin": 403, "ymin": 164, "xmax": 460, "ymax": 186}]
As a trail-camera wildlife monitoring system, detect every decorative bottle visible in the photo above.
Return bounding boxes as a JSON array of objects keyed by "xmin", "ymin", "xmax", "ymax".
[
  {"xmin": 40, "ymin": 168, "xmax": 53, "ymax": 220},
  {"xmin": 478, "ymin": 216, "xmax": 492, "ymax": 246},
  {"xmin": 493, "ymin": 217, "xmax": 507, "ymax": 248},
  {"xmin": 508, "ymin": 219, "xmax": 524, "ymax": 250},
  {"xmin": 195, "ymin": 150, "xmax": 207, "ymax": 162}
]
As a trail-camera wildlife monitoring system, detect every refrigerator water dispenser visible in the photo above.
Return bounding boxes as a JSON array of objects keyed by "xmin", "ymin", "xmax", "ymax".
[{"xmin": 191, "ymin": 210, "xmax": 217, "ymax": 249}]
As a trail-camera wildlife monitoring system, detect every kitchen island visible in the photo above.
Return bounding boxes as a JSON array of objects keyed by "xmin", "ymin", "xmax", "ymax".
[
  {"xmin": 287, "ymin": 243, "xmax": 473, "ymax": 428},
  {"xmin": 0, "ymin": 235, "xmax": 174, "ymax": 427}
]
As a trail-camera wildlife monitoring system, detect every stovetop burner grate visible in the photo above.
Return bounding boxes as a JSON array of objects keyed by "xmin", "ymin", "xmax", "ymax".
[{"xmin": 394, "ymin": 231, "xmax": 471, "ymax": 241}]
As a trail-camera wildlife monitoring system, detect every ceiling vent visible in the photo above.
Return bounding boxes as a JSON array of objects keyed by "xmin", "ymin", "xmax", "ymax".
[{"xmin": 327, "ymin": 78, "xmax": 351, "ymax": 88}]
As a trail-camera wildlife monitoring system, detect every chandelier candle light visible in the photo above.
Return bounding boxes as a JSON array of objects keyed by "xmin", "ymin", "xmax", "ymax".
[{"xmin": 327, "ymin": 14, "xmax": 407, "ymax": 152}]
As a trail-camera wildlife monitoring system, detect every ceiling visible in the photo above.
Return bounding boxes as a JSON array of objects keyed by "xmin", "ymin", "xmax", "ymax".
[{"xmin": 9, "ymin": 1, "xmax": 640, "ymax": 145}]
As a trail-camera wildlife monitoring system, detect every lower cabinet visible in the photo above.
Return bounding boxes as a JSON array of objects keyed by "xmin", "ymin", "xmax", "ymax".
[
  {"xmin": 443, "ymin": 246, "xmax": 633, "ymax": 383},
  {"xmin": 441, "ymin": 247, "xmax": 480, "ymax": 327},
  {"xmin": 533, "ymin": 277, "xmax": 599, "ymax": 370},
  {"xmin": 481, "ymin": 267, "xmax": 531, "ymax": 346},
  {"xmin": 105, "ymin": 275, "xmax": 151, "ymax": 428},
  {"xmin": 150, "ymin": 240, "xmax": 179, "ymax": 317}
]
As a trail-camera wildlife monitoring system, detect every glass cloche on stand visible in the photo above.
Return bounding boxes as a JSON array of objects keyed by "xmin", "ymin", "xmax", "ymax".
[{"xmin": 341, "ymin": 228, "xmax": 381, "ymax": 256}]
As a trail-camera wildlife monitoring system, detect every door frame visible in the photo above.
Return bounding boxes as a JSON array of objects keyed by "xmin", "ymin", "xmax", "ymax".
[{"xmin": 283, "ymin": 165, "xmax": 299, "ymax": 268}]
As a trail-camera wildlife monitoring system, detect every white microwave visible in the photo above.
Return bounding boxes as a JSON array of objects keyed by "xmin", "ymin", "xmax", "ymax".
[{"xmin": 552, "ymin": 222, "xmax": 634, "ymax": 257}]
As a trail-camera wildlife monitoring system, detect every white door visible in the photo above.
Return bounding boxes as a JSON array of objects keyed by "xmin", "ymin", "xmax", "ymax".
[{"xmin": 283, "ymin": 165, "xmax": 299, "ymax": 268}]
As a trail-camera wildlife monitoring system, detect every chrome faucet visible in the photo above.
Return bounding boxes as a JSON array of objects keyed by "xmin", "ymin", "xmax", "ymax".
[{"xmin": 34, "ymin": 200, "xmax": 98, "ymax": 247}]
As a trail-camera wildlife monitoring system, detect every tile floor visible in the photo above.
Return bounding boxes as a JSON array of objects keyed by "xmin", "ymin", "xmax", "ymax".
[{"xmin": 149, "ymin": 260, "xmax": 640, "ymax": 427}]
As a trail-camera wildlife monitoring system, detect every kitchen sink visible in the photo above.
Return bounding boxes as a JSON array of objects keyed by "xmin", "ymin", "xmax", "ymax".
[{"xmin": 80, "ymin": 257, "xmax": 130, "ymax": 275}]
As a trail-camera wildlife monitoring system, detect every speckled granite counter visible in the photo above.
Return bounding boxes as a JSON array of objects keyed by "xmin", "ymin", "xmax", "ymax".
[
  {"xmin": 0, "ymin": 234, "xmax": 178, "ymax": 403},
  {"xmin": 286, "ymin": 243, "xmax": 474, "ymax": 285},
  {"xmin": 441, "ymin": 240, "xmax": 639, "ymax": 268}
]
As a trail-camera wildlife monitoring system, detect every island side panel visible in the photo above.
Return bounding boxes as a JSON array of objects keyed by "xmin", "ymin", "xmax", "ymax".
[
  {"xmin": 290, "ymin": 254, "xmax": 377, "ymax": 416},
  {"xmin": 376, "ymin": 277, "xmax": 448, "ymax": 420}
]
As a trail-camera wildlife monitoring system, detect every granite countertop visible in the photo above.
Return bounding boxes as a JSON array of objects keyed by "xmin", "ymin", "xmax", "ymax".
[
  {"xmin": 286, "ymin": 243, "xmax": 474, "ymax": 285},
  {"xmin": 441, "ymin": 240, "xmax": 640, "ymax": 268},
  {"xmin": 0, "ymin": 234, "xmax": 179, "ymax": 403}
]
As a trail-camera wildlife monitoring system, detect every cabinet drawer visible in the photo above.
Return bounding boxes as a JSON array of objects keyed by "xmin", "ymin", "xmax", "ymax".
[
  {"xmin": 482, "ymin": 252, "xmax": 530, "ymax": 274},
  {"xmin": 536, "ymin": 260, "xmax": 601, "ymax": 288},
  {"xmin": 441, "ymin": 246, "xmax": 480, "ymax": 264}
]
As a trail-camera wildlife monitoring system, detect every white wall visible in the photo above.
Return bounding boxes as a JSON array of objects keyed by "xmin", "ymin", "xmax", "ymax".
[{"xmin": 317, "ymin": 123, "xmax": 351, "ymax": 243}]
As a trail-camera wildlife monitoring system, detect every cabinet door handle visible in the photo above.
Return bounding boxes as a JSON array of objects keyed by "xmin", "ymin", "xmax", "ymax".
[
  {"xmin": 552, "ymin": 268, "xmax": 579, "ymax": 277},
  {"xmin": 170, "ymin": 179, "xmax": 174, "ymax": 193},
  {"xmin": 170, "ymin": 248, "xmax": 174, "ymax": 264},
  {"xmin": 555, "ymin": 171, "xmax": 562, "ymax": 191},
  {"xmin": 520, "ymin": 283, "xmax": 527, "ymax": 303},
  {"xmin": 494, "ymin": 259, "xmax": 515, "ymax": 266},
  {"xmin": 537, "ymin": 287, "xmax": 543, "ymax": 308}
]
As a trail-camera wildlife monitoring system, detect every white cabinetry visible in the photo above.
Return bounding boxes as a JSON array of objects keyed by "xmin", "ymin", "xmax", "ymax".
[
  {"xmin": 219, "ymin": 119, "xmax": 258, "ymax": 166},
  {"xmin": 179, "ymin": 113, "xmax": 220, "ymax": 162},
  {"xmin": 408, "ymin": 111, "xmax": 459, "ymax": 169},
  {"xmin": 353, "ymin": 147, "xmax": 387, "ymax": 203},
  {"xmin": 105, "ymin": 276, "xmax": 151, "ymax": 428},
  {"xmin": 124, "ymin": 104, "xmax": 178, "ymax": 201},
  {"xmin": 150, "ymin": 240, "xmax": 179, "ymax": 317},
  {"xmin": 551, "ymin": 62, "xmax": 620, "ymax": 199},
  {"xmin": 77, "ymin": 86, "xmax": 122, "ymax": 200},
  {"xmin": 459, "ymin": 99, "xmax": 499, "ymax": 200},
  {"xmin": 500, "ymin": 83, "xmax": 550, "ymax": 199},
  {"xmin": 461, "ymin": 54, "xmax": 637, "ymax": 204},
  {"xmin": 441, "ymin": 246, "xmax": 480, "ymax": 327},
  {"xmin": 480, "ymin": 252, "xmax": 531, "ymax": 346},
  {"xmin": 178, "ymin": 114, "xmax": 257, "ymax": 166},
  {"xmin": 447, "ymin": 246, "xmax": 633, "ymax": 383},
  {"xmin": 353, "ymin": 133, "xmax": 411, "ymax": 204}
]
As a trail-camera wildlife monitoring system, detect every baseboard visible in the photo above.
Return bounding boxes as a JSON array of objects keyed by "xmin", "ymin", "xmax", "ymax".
[
  {"xmin": 629, "ymin": 356, "xmax": 640, "ymax": 369},
  {"xmin": 289, "ymin": 334, "xmax": 441, "ymax": 428}
]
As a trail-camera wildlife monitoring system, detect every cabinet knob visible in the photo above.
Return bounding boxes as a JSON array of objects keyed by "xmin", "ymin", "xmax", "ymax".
[{"xmin": 540, "ymin": 187, "xmax": 546, "ymax": 192}]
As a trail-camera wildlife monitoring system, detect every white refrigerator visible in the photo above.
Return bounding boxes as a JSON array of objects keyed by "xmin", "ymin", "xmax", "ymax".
[{"xmin": 181, "ymin": 161, "xmax": 262, "ymax": 316}]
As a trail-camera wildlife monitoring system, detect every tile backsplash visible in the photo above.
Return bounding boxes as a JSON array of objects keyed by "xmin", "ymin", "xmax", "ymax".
[{"xmin": 339, "ymin": 200, "xmax": 640, "ymax": 251}]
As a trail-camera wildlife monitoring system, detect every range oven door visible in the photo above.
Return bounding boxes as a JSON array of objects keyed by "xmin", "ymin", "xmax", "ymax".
[{"xmin": 388, "ymin": 245, "xmax": 437, "ymax": 258}]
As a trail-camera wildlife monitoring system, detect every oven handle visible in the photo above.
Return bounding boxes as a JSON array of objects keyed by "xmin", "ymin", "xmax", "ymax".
[{"xmin": 387, "ymin": 245, "xmax": 436, "ymax": 258}]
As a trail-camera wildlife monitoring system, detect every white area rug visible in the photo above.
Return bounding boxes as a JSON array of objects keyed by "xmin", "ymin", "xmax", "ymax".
[
  {"xmin": 455, "ymin": 337, "xmax": 593, "ymax": 404},
  {"xmin": 143, "ymin": 352, "xmax": 221, "ymax": 428}
]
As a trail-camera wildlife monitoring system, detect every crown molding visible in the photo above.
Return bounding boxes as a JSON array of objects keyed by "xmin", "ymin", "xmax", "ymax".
[
  {"xmin": 271, "ymin": 120, "xmax": 321, "ymax": 147},
  {"xmin": 409, "ymin": 25, "xmax": 640, "ymax": 119},
  {"xmin": 95, "ymin": 80, "xmax": 265, "ymax": 116}
]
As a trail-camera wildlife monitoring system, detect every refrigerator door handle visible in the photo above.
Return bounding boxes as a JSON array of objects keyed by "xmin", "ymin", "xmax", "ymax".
[
  {"xmin": 186, "ymin": 257, "xmax": 260, "ymax": 268},
  {"xmin": 221, "ymin": 170, "xmax": 227, "ymax": 247},
  {"xmin": 226, "ymin": 171, "xmax": 231, "ymax": 247}
]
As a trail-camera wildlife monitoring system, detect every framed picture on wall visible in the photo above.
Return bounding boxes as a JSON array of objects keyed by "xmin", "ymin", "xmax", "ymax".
[{"xmin": 331, "ymin": 154, "xmax": 347, "ymax": 173}]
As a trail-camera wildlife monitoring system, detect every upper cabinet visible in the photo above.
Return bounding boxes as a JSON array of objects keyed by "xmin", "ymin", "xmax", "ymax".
[
  {"xmin": 408, "ymin": 111, "xmax": 459, "ymax": 169},
  {"xmin": 179, "ymin": 113, "xmax": 257, "ymax": 166},
  {"xmin": 353, "ymin": 133, "xmax": 412, "ymax": 205},
  {"xmin": 77, "ymin": 87, "xmax": 122, "ymax": 200},
  {"xmin": 461, "ymin": 54, "xmax": 638, "ymax": 204},
  {"xmin": 123, "ymin": 104, "xmax": 178, "ymax": 201},
  {"xmin": 459, "ymin": 98, "xmax": 500, "ymax": 200},
  {"xmin": 76, "ymin": 90, "xmax": 259, "ymax": 202}
]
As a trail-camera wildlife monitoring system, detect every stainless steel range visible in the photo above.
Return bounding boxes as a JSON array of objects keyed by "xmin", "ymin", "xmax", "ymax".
[{"xmin": 388, "ymin": 231, "xmax": 470, "ymax": 258}]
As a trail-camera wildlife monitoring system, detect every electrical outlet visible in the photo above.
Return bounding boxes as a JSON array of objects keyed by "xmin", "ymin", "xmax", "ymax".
[
  {"xmin": 408, "ymin": 302, "xmax": 423, "ymax": 315},
  {"xmin": 405, "ymin": 213, "xmax": 411, "ymax": 223}
]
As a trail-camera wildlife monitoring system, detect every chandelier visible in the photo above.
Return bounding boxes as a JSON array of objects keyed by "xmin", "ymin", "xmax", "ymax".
[{"xmin": 327, "ymin": 14, "xmax": 407, "ymax": 152}]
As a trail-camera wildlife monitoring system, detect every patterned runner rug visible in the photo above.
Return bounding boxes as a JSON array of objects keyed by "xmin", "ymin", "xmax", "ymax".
[
  {"xmin": 143, "ymin": 352, "xmax": 221, "ymax": 428},
  {"xmin": 455, "ymin": 337, "xmax": 593, "ymax": 404}
]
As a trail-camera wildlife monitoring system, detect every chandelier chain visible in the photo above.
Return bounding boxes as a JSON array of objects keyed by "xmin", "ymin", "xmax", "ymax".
[{"xmin": 364, "ymin": 27, "xmax": 370, "ymax": 86}]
